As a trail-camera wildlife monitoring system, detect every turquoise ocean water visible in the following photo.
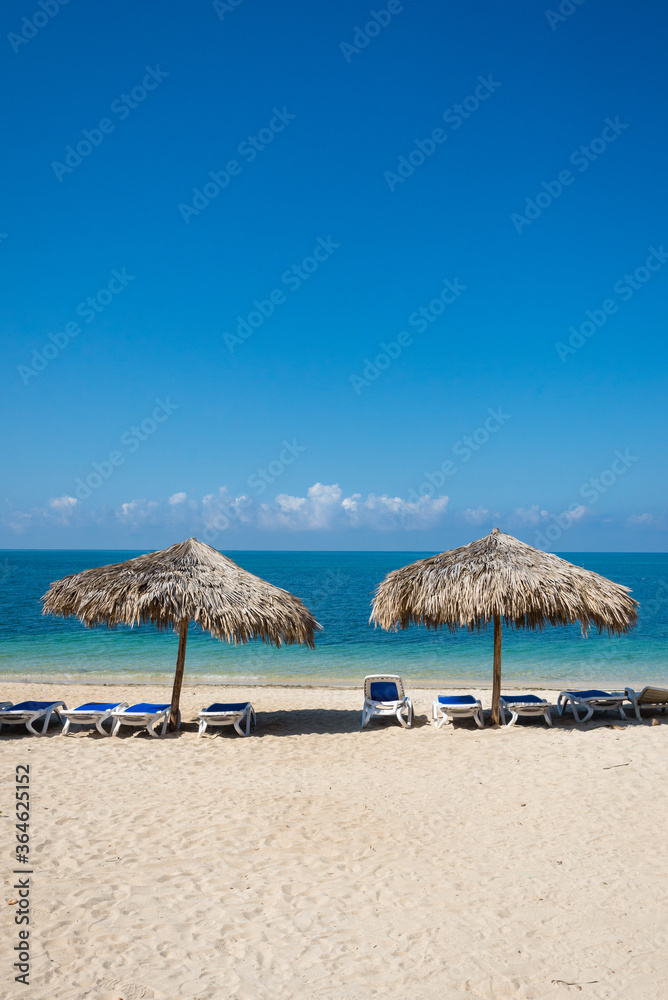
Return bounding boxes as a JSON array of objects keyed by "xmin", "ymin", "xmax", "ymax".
[{"xmin": 0, "ymin": 550, "xmax": 666, "ymax": 689}]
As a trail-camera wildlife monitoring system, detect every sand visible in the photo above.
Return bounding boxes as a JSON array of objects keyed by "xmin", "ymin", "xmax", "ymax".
[{"xmin": 1, "ymin": 681, "xmax": 666, "ymax": 1000}]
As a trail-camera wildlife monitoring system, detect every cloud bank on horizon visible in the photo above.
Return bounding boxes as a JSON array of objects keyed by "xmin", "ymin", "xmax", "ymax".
[{"xmin": 2, "ymin": 484, "xmax": 663, "ymax": 551}]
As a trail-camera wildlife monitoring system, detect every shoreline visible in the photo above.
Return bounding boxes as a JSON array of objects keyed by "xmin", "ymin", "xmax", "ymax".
[{"xmin": 0, "ymin": 675, "xmax": 643, "ymax": 692}]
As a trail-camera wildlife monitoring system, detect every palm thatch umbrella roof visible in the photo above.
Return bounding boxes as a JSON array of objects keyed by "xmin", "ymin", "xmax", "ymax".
[
  {"xmin": 42, "ymin": 538, "xmax": 321, "ymax": 729},
  {"xmin": 370, "ymin": 529, "xmax": 638, "ymax": 724}
]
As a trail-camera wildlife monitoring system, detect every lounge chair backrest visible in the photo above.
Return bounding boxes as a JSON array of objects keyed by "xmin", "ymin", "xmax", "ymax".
[
  {"xmin": 125, "ymin": 703, "xmax": 168, "ymax": 713},
  {"xmin": 365, "ymin": 675, "xmax": 405, "ymax": 702},
  {"xmin": 12, "ymin": 701, "xmax": 54, "ymax": 711},
  {"xmin": 74, "ymin": 702, "xmax": 121, "ymax": 712},
  {"xmin": 439, "ymin": 695, "xmax": 477, "ymax": 706},
  {"xmin": 639, "ymin": 687, "xmax": 668, "ymax": 705}
]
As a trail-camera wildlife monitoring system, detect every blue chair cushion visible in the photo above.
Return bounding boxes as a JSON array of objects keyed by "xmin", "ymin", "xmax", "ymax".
[
  {"xmin": 74, "ymin": 703, "xmax": 121, "ymax": 712},
  {"xmin": 501, "ymin": 695, "xmax": 546, "ymax": 705},
  {"xmin": 10, "ymin": 701, "xmax": 57, "ymax": 711},
  {"xmin": 438, "ymin": 695, "xmax": 478, "ymax": 706},
  {"xmin": 566, "ymin": 690, "xmax": 614, "ymax": 698},
  {"xmin": 124, "ymin": 703, "xmax": 169, "ymax": 714},
  {"xmin": 204, "ymin": 703, "xmax": 250, "ymax": 712},
  {"xmin": 369, "ymin": 682, "xmax": 400, "ymax": 701}
]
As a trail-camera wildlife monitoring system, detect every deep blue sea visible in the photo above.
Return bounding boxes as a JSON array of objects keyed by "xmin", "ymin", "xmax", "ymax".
[{"xmin": 0, "ymin": 550, "xmax": 666, "ymax": 689}]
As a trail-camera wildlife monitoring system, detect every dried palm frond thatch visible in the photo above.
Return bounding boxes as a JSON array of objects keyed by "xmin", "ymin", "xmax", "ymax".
[
  {"xmin": 371, "ymin": 529, "xmax": 638, "ymax": 724},
  {"xmin": 42, "ymin": 538, "xmax": 321, "ymax": 729}
]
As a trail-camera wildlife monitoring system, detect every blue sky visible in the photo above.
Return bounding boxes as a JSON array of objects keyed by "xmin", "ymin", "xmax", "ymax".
[{"xmin": 1, "ymin": 0, "xmax": 666, "ymax": 551}]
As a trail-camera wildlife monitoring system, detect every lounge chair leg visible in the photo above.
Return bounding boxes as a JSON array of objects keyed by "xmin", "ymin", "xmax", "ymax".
[
  {"xmin": 573, "ymin": 703, "xmax": 593, "ymax": 723},
  {"xmin": 544, "ymin": 709, "xmax": 553, "ymax": 727},
  {"xmin": 198, "ymin": 720, "xmax": 206, "ymax": 738},
  {"xmin": 626, "ymin": 689, "xmax": 641, "ymax": 722},
  {"xmin": 26, "ymin": 714, "xmax": 42, "ymax": 737},
  {"xmin": 62, "ymin": 718, "xmax": 71, "ymax": 736},
  {"xmin": 233, "ymin": 714, "xmax": 250, "ymax": 736}
]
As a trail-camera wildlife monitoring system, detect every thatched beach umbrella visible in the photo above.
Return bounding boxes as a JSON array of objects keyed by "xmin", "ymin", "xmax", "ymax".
[
  {"xmin": 370, "ymin": 528, "xmax": 638, "ymax": 725},
  {"xmin": 41, "ymin": 538, "xmax": 320, "ymax": 730}
]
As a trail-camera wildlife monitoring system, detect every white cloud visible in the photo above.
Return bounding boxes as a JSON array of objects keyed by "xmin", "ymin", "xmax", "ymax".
[
  {"xmin": 628, "ymin": 512, "xmax": 667, "ymax": 530},
  {"xmin": 168, "ymin": 492, "xmax": 187, "ymax": 505},
  {"xmin": 512, "ymin": 505, "xmax": 549, "ymax": 525},
  {"xmin": 276, "ymin": 494, "xmax": 307, "ymax": 513},
  {"xmin": 50, "ymin": 496, "xmax": 78, "ymax": 511},
  {"xmin": 463, "ymin": 506, "xmax": 490, "ymax": 525},
  {"xmin": 628, "ymin": 513, "xmax": 653, "ymax": 526},
  {"xmin": 201, "ymin": 488, "xmax": 253, "ymax": 533},
  {"xmin": 116, "ymin": 499, "xmax": 160, "ymax": 528},
  {"xmin": 257, "ymin": 484, "xmax": 449, "ymax": 532},
  {"xmin": 7, "ymin": 511, "xmax": 32, "ymax": 534},
  {"xmin": 48, "ymin": 495, "xmax": 79, "ymax": 525},
  {"xmin": 509, "ymin": 504, "xmax": 588, "ymax": 529},
  {"xmin": 267, "ymin": 482, "xmax": 343, "ymax": 530}
]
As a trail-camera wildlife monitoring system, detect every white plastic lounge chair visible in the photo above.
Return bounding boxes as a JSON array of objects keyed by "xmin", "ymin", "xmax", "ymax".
[
  {"xmin": 61, "ymin": 701, "xmax": 129, "ymax": 736},
  {"xmin": 198, "ymin": 702, "xmax": 256, "ymax": 737},
  {"xmin": 0, "ymin": 700, "xmax": 67, "ymax": 736},
  {"xmin": 362, "ymin": 675, "xmax": 413, "ymax": 729},
  {"xmin": 110, "ymin": 702, "xmax": 177, "ymax": 737},
  {"xmin": 499, "ymin": 694, "xmax": 552, "ymax": 727},
  {"xmin": 624, "ymin": 686, "xmax": 668, "ymax": 721},
  {"xmin": 557, "ymin": 689, "xmax": 627, "ymax": 723},
  {"xmin": 432, "ymin": 694, "xmax": 484, "ymax": 729}
]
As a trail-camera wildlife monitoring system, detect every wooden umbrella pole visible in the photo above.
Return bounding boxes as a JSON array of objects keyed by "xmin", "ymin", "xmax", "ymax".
[
  {"xmin": 169, "ymin": 617, "xmax": 189, "ymax": 731},
  {"xmin": 491, "ymin": 613, "xmax": 502, "ymax": 725}
]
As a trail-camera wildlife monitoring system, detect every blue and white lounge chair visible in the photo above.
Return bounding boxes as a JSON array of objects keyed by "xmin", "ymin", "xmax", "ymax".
[
  {"xmin": 624, "ymin": 686, "xmax": 668, "ymax": 721},
  {"xmin": 110, "ymin": 702, "xmax": 177, "ymax": 737},
  {"xmin": 198, "ymin": 702, "xmax": 255, "ymax": 737},
  {"xmin": 432, "ymin": 695, "xmax": 484, "ymax": 729},
  {"xmin": 0, "ymin": 700, "xmax": 67, "ymax": 736},
  {"xmin": 0, "ymin": 701, "xmax": 11, "ymax": 711},
  {"xmin": 499, "ymin": 694, "xmax": 552, "ymax": 727},
  {"xmin": 362, "ymin": 675, "xmax": 413, "ymax": 729},
  {"xmin": 61, "ymin": 702, "xmax": 129, "ymax": 736},
  {"xmin": 557, "ymin": 689, "xmax": 627, "ymax": 723}
]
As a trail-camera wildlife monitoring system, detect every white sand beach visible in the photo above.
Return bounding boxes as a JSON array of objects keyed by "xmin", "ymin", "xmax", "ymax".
[{"xmin": 1, "ymin": 681, "xmax": 667, "ymax": 1000}]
